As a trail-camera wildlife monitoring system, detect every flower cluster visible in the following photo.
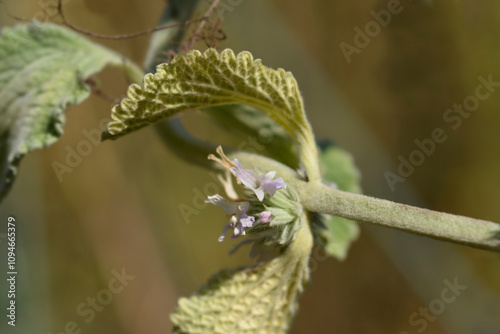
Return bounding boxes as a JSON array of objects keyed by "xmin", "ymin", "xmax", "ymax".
[
  {"xmin": 205, "ymin": 147, "xmax": 287, "ymax": 242},
  {"xmin": 205, "ymin": 195, "xmax": 254, "ymax": 241},
  {"xmin": 231, "ymin": 159, "xmax": 286, "ymax": 201}
]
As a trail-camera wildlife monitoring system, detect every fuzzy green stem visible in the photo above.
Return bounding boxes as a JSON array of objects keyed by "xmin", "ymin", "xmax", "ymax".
[
  {"xmin": 298, "ymin": 181, "xmax": 500, "ymax": 253},
  {"xmin": 118, "ymin": 60, "xmax": 145, "ymax": 84}
]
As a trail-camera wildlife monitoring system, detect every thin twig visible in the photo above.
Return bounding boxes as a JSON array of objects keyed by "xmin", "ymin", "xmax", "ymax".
[
  {"xmin": 56, "ymin": 0, "xmax": 202, "ymax": 40},
  {"xmin": 0, "ymin": 0, "xmax": 28, "ymax": 22},
  {"xmin": 184, "ymin": 0, "xmax": 221, "ymax": 50}
]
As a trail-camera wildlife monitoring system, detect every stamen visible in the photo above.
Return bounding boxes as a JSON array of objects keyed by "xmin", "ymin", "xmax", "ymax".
[{"xmin": 208, "ymin": 146, "xmax": 235, "ymax": 171}]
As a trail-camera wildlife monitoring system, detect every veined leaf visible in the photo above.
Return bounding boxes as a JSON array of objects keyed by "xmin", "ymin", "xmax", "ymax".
[
  {"xmin": 316, "ymin": 143, "xmax": 362, "ymax": 260},
  {"xmin": 171, "ymin": 219, "xmax": 313, "ymax": 334},
  {"xmin": 0, "ymin": 22, "xmax": 143, "ymax": 200},
  {"xmin": 104, "ymin": 48, "xmax": 321, "ymax": 181}
]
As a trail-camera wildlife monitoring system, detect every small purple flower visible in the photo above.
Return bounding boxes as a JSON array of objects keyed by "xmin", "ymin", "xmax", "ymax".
[
  {"xmin": 231, "ymin": 159, "xmax": 287, "ymax": 201},
  {"xmin": 206, "ymin": 195, "xmax": 255, "ymax": 242}
]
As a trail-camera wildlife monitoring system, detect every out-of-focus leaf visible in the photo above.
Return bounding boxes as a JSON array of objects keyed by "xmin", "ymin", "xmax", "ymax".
[
  {"xmin": 316, "ymin": 143, "xmax": 362, "ymax": 260},
  {"xmin": 204, "ymin": 104, "xmax": 300, "ymax": 169},
  {"xmin": 104, "ymin": 48, "xmax": 321, "ymax": 181},
  {"xmin": 171, "ymin": 219, "xmax": 313, "ymax": 334},
  {"xmin": 0, "ymin": 22, "xmax": 143, "ymax": 201}
]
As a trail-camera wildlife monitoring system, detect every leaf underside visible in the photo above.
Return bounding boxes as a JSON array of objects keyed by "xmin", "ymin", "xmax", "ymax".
[
  {"xmin": 205, "ymin": 104, "xmax": 301, "ymax": 169},
  {"xmin": 171, "ymin": 258, "xmax": 307, "ymax": 334},
  {"xmin": 171, "ymin": 220, "xmax": 312, "ymax": 334},
  {"xmin": 0, "ymin": 22, "xmax": 137, "ymax": 201},
  {"xmin": 104, "ymin": 48, "xmax": 320, "ymax": 180}
]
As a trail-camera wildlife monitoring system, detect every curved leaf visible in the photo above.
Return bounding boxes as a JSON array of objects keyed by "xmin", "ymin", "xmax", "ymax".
[
  {"xmin": 204, "ymin": 104, "xmax": 300, "ymax": 169},
  {"xmin": 104, "ymin": 48, "xmax": 320, "ymax": 181},
  {"xmin": 0, "ymin": 22, "xmax": 143, "ymax": 200},
  {"xmin": 171, "ymin": 219, "xmax": 312, "ymax": 334}
]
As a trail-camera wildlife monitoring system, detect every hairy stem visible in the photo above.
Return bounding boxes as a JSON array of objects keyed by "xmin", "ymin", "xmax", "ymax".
[
  {"xmin": 118, "ymin": 60, "xmax": 146, "ymax": 85},
  {"xmin": 298, "ymin": 181, "xmax": 500, "ymax": 253}
]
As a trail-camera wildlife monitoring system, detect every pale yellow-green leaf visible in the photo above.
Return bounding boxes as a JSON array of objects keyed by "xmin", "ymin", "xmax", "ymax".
[
  {"xmin": 0, "ymin": 22, "xmax": 143, "ymax": 201},
  {"xmin": 171, "ymin": 219, "xmax": 313, "ymax": 334},
  {"xmin": 104, "ymin": 48, "xmax": 320, "ymax": 181}
]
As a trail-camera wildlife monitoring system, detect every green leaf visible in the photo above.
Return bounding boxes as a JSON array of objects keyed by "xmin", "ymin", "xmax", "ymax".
[
  {"xmin": 204, "ymin": 104, "xmax": 301, "ymax": 169},
  {"xmin": 320, "ymin": 215, "xmax": 360, "ymax": 260},
  {"xmin": 317, "ymin": 143, "xmax": 362, "ymax": 260},
  {"xmin": 104, "ymin": 48, "xmax": 321, "ymax": 181},
  {"xmin": 171, "ymin": 220, "xmax": 312, "ymax": 334},
  {"xmin": 0, "ymin": 22, "xmax": 143, "ymax": 200}
]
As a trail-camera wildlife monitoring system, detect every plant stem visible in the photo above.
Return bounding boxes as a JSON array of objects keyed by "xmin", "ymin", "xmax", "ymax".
[
  {"xmin": 298, "ymin": 181, "xmax": 500, "ymax": 253},
  {"xmin": 118, "ymin": 60, "xmax": 145, "ymax": 84}
]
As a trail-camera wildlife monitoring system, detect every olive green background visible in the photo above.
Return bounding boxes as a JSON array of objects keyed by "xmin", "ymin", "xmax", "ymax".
[{"xmin": 0, "ymin": 0, "xmax": 499, "ymax": 333}]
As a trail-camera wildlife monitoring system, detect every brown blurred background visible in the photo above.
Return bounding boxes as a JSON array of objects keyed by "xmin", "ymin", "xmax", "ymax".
[{"xmin": 1, "ymin": 0, "xmax": 499, "ymax": 333}]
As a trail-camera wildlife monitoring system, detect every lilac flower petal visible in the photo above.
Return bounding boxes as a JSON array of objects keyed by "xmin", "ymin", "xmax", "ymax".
[
  {"xmin": 240, "ymin": 215, "xmax": 255, "ymax": 228},
  {"xmin": 260, "ymin": 171, "xmax": 276, "ymax": 183},
  {"xmin": 239, "ymin": 202, "xmax": 249, "ymax": 214},
  {"xmin": 238, "ymin": 203, "xmax": 255, "ymax": 228},
  {"xmin": 206, "ymin": 194, "xmax": 240, "ymax": 214},
  {"xmin": 254, "ymin": 188, "xmax": 265, "ymax": 201},
  {"xmin": 261, "ymin": 177, "xmax": 287, "ymax": 196},
  {"xmin": 218, "ymin": 222, "xmax": 231, "ymax": 242},
  {"xmin": 232, "ymin": 222, "xmax": 243, "ymax": 238},
  {"xmin": 231, "ymin": 159, "xmax": 259, "ymax": 189},
  {"xmin": 207, "ymin": 156, "xmax": 290, "ymax": 243},
  {"xmin": 207, "ymin": 196, "xmax": 255, "ymax": 242},
  {"xmin": 230, "ymin": 159, "xmax": 287, "ymax": 201}
]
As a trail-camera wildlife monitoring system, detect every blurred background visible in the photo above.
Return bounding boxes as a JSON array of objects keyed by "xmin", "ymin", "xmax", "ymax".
[{"xmin": 1, "ymin": 0, "xmax": 500, "ymax": 333}]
